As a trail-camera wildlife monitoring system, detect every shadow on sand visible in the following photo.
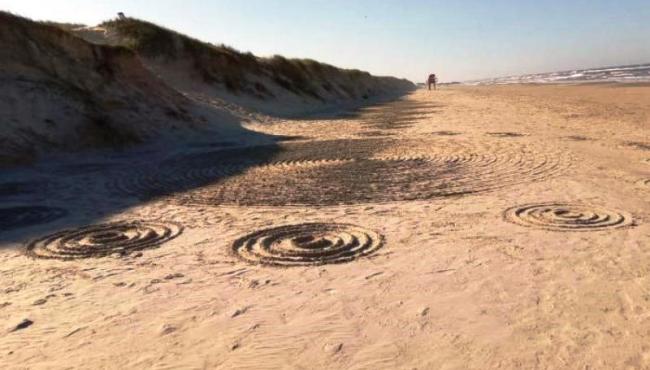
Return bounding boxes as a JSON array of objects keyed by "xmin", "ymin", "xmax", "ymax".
[
  {"xmin": 0, "ymin": 90, "xmax": 420, "ymax": 253},
  {"xmin": 0, "ymin": 113, "xmax": 286, "ymax": 250}
]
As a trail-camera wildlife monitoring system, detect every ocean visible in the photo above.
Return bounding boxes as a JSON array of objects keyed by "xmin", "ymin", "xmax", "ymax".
[{"xmin": 465, "ymin": 63, "xmax": 650, "ymax": 85}]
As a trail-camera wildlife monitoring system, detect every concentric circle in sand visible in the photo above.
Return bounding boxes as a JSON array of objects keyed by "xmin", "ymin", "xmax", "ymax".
[
  {"xmin": 26, "ymin": 221, "xmax": 183, "ymax": 259},
  {"xmin": 504, "ymin": 203, "xmax": 633, "ymax": 231},
  {"xmin": 232, "ymin": 223, "xmax": 384, "ymax": 266}
]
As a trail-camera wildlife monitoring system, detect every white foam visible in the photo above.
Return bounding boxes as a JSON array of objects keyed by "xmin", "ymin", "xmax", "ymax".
[{"xmin": 465, "ymin": 63, "xmax": 650, "ymax": 85}]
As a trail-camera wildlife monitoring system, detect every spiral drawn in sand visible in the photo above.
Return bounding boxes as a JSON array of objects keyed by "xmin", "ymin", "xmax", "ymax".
[
  {"xmin": 107, "ymin": 136, "xmax": 570, "ymax": 206},
  {"xmin": 232, "ymin": 223, "xmax": 384, "ymax": 266},
  {"xmin": 262, "ymin": 158, "xmax": 356, "ymax": 170},
  {"xmin": 370, "ymin": 154, "xmax": 434, "ymax": 162},
  {"xmin": 107, "ymin": 159, "xmax": 249, "ymax": 199},
  {"xmin": 358, "ymin": 101, "xmax": 438, "ymax": 131},
  {"xmin": 0, "ymin": 206, "xmax": 67, "ymax": 231},
  {"xmin": 26, "ymin": 221, "xmax": 183, "ymax": 259},
  {"xmin": 107, "ymin": 140, "xmax": 383, "ymax": 199},
  {"xmin": 172, "ymin": 138, "xmax": 571, "ymax": 206},
  {"xmin": 504, "ymin": 203, "xmax": 633, "ymax": 231}
]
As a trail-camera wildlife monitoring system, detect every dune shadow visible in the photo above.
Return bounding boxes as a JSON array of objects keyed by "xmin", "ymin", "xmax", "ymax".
[
  {"xmin": 0, "ymin": 92, "xmax": 426, "ymax": 253},
  {"xmin": 0, "ymin": 120, "xmax": 287, "ymax": 249}
]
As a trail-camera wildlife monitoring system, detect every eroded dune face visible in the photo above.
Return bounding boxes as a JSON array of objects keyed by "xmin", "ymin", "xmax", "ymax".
[{"xmin": 0, "ymin": 12, "xmax": 204, "ymax": 164}]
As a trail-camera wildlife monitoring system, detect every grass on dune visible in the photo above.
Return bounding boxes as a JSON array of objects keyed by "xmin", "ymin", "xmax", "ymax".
[{"xmin": 99, "ymin": 17, "xmax": 383, "ymax": 99}]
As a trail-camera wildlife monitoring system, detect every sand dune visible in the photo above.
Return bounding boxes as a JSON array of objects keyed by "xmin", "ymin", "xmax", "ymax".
[
  {"xmin": 0, "ymin": 12, "xmax": 413, "ymax": 166},
  {"xmin": 77, "ymin": 17, "xmax": 414, "ymax": 117},
  {"xmin": 0, "ymin": 12, "xmax": 234, "ymax": 165}
]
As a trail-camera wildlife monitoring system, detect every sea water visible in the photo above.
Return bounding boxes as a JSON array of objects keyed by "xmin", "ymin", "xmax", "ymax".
[{"xmin": 466, "ymin": 63, "xmax": 650, "ymax": 85}]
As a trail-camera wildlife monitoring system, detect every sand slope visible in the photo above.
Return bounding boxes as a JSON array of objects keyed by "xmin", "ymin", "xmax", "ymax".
[
  {"xmin": 0, "ymin": 12, "xmax": 238, "ymax": 165},
  {"xmin": 1, "ymin": 84, "xmax": 650, "ymax": 369},
  {"xmin": 0, "ymin": 13, "xmax": 414, "ymax": 166},
  {"xmin": 76, "ymin": 17, "xmax": 415, "ymax": 118}
]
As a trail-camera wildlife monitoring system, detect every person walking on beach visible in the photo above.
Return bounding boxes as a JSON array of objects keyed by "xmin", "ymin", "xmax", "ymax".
[{"xmin": 427, "ymin": 73, "xmax": 437, "ymax": 90}]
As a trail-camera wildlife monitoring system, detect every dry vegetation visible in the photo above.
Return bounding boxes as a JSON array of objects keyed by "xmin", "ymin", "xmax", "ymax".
[
  {"xmin": 38, "ymin": 21, "xmax": 86, "ymax": 32},
  {"xmin": 99, "ymin": 17, "xmax": 410, "ymax": 99}
]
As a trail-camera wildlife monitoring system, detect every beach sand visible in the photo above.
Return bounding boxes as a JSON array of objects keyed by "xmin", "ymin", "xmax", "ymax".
[{"xmin": 1, "ymin": 83, "xmax": 649, "ymax": 369}]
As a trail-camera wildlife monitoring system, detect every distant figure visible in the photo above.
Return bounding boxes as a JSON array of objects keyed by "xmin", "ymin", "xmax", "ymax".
[
  {"xmin": 427, "ymin": 74, "xmax": 438, "ymax": 91},
  {"xmin": 118, "ymin": 12, "xmax": 126, "ymax": 20}
]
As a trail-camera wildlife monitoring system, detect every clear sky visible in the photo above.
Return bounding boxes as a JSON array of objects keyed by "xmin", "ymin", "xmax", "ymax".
[{"xmin": 3, "ymin": 0, "xmax": 650, "ymax": 82}]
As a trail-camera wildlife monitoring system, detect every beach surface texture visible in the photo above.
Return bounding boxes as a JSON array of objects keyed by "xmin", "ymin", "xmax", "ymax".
[{"xmin": 1, "ymin": 83, "xmax": 650, "ymax": 369}]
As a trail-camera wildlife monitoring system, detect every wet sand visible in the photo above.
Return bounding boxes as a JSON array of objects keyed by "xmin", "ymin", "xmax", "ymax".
[{"xmin": 1, "ymin": 84, "xmax": 650, "ymax": 369}]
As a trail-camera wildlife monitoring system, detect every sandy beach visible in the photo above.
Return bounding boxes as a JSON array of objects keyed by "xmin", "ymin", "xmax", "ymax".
[{"xmin": 1, "ymin": 83, "xmax": 650, "ymax": 369}]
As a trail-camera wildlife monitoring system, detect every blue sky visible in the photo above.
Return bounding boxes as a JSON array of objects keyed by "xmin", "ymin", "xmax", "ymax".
[{"xmin": 3, "ymin": 0, "xmax": 649, "ymax": 82}]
